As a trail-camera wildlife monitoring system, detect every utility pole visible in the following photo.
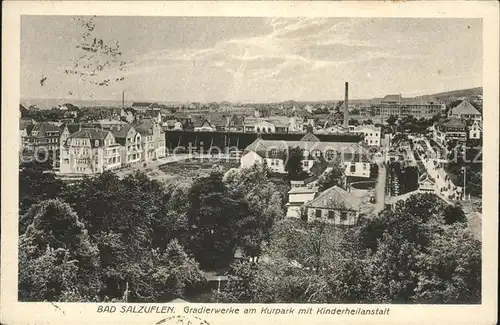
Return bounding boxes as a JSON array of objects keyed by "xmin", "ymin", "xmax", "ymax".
[
  {"xmin": 462, "ymin": 166, "xmax": 467, "ymax": 201},
  {"xmin": 123, "ymin": 281, "xmax": 129, "ymax": 303}
]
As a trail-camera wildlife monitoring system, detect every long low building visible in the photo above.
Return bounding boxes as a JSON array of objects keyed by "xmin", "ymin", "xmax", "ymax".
[{"xmin": 240, "ymin": 133, "xmax": 372, "ymax": 178}]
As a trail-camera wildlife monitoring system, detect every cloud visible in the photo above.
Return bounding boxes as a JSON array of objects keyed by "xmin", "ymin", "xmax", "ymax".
[{"xmin": 123, "ymin": 18, "xmax": 399, "ymax": 83}]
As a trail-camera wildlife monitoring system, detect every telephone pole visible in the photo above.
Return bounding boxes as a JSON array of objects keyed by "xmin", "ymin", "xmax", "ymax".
[{"xmin": 462, "ymin": 166, "xmax": 467, "ymax": 201}]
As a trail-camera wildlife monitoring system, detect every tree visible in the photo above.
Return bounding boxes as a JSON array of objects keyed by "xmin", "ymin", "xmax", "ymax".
[
  {"xmin": 19, "ymin": 246, "xmax": 84, "ymax": 301},
  {"xmin": 186, "ymin": 169, "xmax": 247, "ymax": 269},
  {"xmin": 363, "ymin": 119, "xmax": 373, "ymax": 125},
  {"xmin": 348, "ymin": 118, "xmax": 360, "ymax": 126},
  {"xmin": 19, "ymin": 199, "xmax": 100, "ymax": 301},
  {"xmin": 369, "ymin": 163, "xmax": 379, "ymax": 179},
  {"xmin": 386, "ymin": 115, "xmax": 398, "ymax": 127},
  {"xmin": 223, "ymin": 165, "xmax": 284, "ymax": 260},
  {"xmin": 317, "ymin": 163, "xmax": 345, "ymax": 191},
  {"xmin": 284, "ymin": 146, "xmax": 307, "ymax": 180},
  {"xmin": 413, "ymin": 224, "xmax": 481, "ymax": 303},
  {"xmin": 150, "ymin": 239, "xmax": 205, "ymax": 302},
  {"xmin": 19, "ymin": 163, "xmax": 63, "ymax": 215}
]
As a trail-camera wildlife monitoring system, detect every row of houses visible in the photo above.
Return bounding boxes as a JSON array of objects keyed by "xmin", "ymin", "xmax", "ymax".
[
  {"xmin": 240, "ymin": 132, "xmax": 373, "ymax": 179},
  {"xmin": 20, "ymin": 118, "xmax": 166, "ymax": 175},
  {"xmin": 432, "ymin": 100, "xmax": 483, "ymax": 146}
]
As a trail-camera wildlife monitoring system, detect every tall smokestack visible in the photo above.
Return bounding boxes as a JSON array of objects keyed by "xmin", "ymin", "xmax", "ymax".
[
  {"xmin": 122, "ymin": 91, "xmax": 125, "ymax": 110},
  {"xmin": 343, "ymin": 82, "xmax": 349, "ymax": 128}
]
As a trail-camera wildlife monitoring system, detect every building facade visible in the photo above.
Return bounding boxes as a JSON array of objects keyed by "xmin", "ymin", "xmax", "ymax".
[
  {"xmin": 59, "ymin": 128, "xmax": 122, "ymax": 175},
  {"xmin": 240, "ymin": 134, "xmax": 372, "ymax": 178},
  {"xmin": 349, "ymin": 125, "xmax": 382, "ymax": 147},
  {"xmin": 303, "ymin": 186, "xmax": 361, "ymax": 226},
  {"xmin": 372, "ymin": 94, "xmax": 444, "ymax": 120}
]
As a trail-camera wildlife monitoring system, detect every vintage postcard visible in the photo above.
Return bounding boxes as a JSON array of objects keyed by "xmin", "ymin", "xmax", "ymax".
[{"xmin": 1, "ymin": 1, "xmax": 499, "ymax": 324}]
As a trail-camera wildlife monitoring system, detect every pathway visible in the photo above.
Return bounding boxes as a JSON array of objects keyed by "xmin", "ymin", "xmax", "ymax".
[{"xmin": 373, "ymin": 161, "xmax": 387, "ymax": 214}]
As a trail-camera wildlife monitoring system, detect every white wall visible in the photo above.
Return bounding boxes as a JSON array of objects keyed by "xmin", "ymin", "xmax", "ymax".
[
  {"xmin": 240, "ymin": 151, "xmax": 263, "ymax": 169},
  {"xmin": 344, "ymin": 162, "xmax": 371, "ymax": 178}
]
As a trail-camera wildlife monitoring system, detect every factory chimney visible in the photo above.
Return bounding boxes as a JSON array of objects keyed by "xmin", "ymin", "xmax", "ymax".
[{"xmin": 343, "ymin": 81, "xmax": 349, "ymax": 128}]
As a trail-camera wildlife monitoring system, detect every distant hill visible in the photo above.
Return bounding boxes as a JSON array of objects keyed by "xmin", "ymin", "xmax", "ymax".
[
  {"xmin": 20, "ymin": 98, "xmax": 186, "ymax": 110},
  {"xmin": 415, "ymin": 87, "xmax": 482, "ymax": 102}
]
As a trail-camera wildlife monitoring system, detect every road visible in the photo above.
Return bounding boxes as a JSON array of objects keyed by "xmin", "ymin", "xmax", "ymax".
[{"xmin": 374, "ymin": 161, "xmax": 387, "ymax": 214}]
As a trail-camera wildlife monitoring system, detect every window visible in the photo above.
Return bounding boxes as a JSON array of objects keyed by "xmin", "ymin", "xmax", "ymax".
[
  {"xmin": 340, "ymin": 211, "xmax": 347, "ymax": 221},
  {"xmin": 315, "ymin": 209, "xmax": 322, "ymax": 218},
  {"xmin": 270, "ymin": 148, "xmax": 278, "ymax": 156},
  {"xmin": 313, "ymin": 149, "xmax": 321, "ymax": 158},
  {"xmin": 268, "ymin": 127, "xmax": 272, "ymax": 133},
  {"xmin": 328, "ymin": 210, "xmax": 335, "ymax": 219},
  {"xmin": 270, "ymin": 160, "xmax": 275, "ymax": 166},
  {"xmin": 325, "ymin": 150, "xmax": 336, "ymax": 160},
  {"xmin": 95, "ymin": 140, "xmax": 99, "ymax": 146},
  {"xmin": 350, "ymin": 164, "xmax": 356, "ymax": 173}
]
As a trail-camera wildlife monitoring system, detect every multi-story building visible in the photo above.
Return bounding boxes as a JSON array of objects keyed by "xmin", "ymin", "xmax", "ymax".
[
  {"xmin": 303, "ymin": 185, "xmax": 362, "ymax": 226},
  {"xmin": 468, "ymin": 120, "xmax": 482, "ymax": 140},
  {"xmin": 243, "ymin": 118, "xmax": 276, "ymax": 133},
  {"xmin": 349, "ymin": 125, "xmax": 382, "ymax": 147},
  {"xmin": 226, "ymin": 115, "xmax": 245, "ymax": 132},
  {"xmin": 23, "ymin": 122, "xmax": 61, "ymax": 152},
  {"xmin": 111, "ymin": 124, "xmax": 142, "ymax": 165},
  {"xmin": 433, "ymin": 118, "xmax": 467, "ymax": 145},
  {"xmin": 285, "ymin": 185, "xmax": 319, "ymax": 219},
  {"xmin": 59, "ymin": 128, "xmax": 121, "ymax": 175},
  {"xmin": 372, "ymin": 94, "xmax": 444, "ymax": 120},
  {"xmin": 133, "ymin": 119, "xmax": 166, "ymax": 161},
  {"xmin": 240, "ymin": 133, "xmax": 372, "ymax": 178}
]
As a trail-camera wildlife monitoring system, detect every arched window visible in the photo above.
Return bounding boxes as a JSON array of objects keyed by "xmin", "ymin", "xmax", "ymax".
[
  {"xmin": 268, "ymin": 127, "xmax": 272, "ymax": 133},
  {"xmin": 256, "ymin": 127, "xmax": 260, "ymax": 133}
]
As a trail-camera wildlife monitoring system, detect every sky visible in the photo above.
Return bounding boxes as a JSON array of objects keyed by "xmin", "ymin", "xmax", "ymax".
[{"xmin": 21, "ymin": 16, "xmax": 482, "ymax": 103}]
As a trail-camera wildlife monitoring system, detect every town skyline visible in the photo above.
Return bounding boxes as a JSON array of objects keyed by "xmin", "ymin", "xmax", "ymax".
[{"xmin": 22, "ymin": 16, "xmax": 482, "ymax": 103}]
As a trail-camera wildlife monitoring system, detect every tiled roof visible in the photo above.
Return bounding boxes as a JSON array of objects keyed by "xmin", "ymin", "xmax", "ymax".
[
  {"xmin": 441, "ymin": 117, "xmax": 466, "ymax": 129},
  {"xmin": 288, "ymin": 186, "xmax": 319, "ymax": 194},
  {"xmin": 67, "ymin": 128, "xmax": 111, "ymax": 147},
  {"xmin": 242, "ymin": 138, "xmax": 370, "ymax": 162},
  {"xmin": 449, "ymin": 100, "xmax": 481, "ymax": 116},
  {"xmin": 305, "ymin": 186, "xmax": 361, "ymax": 211},
  {"xmin": 19, "ymin": 119, "xmax": 33, "ymax": 130},
  {"xmin": 111, "ymin": 124, "xmax": 133, "ymax": 138},
  {"xmin": 31, "ymin": 122, "xmax": 61, "ymax": 136},
  {"xmin": 133, "ymin": 120, "xmax": 154, "ymax": 135},
  {"xmin": 300, "ymin": 132, "xmax": 320, "ymax": 142},
  {"xmin": 382, "ymin": 94, "xmax": 403, "ymax": 102},
  {"xmin": 228, "ymin": 114, "xmax": 244, "ymax": 127}
]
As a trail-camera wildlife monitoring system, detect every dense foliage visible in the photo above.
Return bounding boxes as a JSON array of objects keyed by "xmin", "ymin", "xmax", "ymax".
[
  {"xmin": 216, "ymin": 194, "xmax": 481, "ymax": 304},
  {"xmin": 19, "ymin": 163, "xmax": 479, "ymax": 304},
  {"xmin": 18, "ymin": 164, "xmax": 282, "ymax": 302}
]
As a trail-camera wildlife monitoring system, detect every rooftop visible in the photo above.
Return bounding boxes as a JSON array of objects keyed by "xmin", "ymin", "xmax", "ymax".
[
  {"xmin": 449, "ymin": 100, "xmax": 481, "ymax": 116},
  {"xmin": 305, "ymin": 185, "xmax": 362, "ymax": 211}
]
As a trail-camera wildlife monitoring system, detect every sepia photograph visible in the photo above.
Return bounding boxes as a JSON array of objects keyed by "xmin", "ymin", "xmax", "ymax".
[
  {"xmin": 17, "ymin": 15, "xmax": 485, "ymax": 305},
  {"xmin": 2, "ymin": 2, "xmax": 499, "ymax": 324}
]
